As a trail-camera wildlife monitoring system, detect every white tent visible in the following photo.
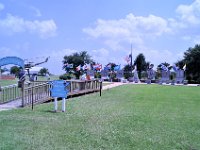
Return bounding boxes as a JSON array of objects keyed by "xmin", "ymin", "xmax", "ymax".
[{"xmin": 26, "ymin": 66, "xmax": 43, "ymax": 75}]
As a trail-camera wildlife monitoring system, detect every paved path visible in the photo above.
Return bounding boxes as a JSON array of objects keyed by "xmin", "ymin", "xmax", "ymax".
[
  {"xmin": 103, "ymin": 82, "xmax": 127, "ymax": 90},
  {"xmin": 0, "ymin": 99, "xmax": 22, "ymax": 111}
]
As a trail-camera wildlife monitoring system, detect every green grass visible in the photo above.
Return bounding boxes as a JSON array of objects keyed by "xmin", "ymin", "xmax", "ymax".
[
  {"xmin": 0, "ymin": 79, "xmax": 18, "ymax": 87},
  {"xmin": 0, "ymin": 75, "xmax": 60, "ymax": 87},
  {"xmin": 0, "ymin": 85, "xmax": 200, "ymax": 150}
]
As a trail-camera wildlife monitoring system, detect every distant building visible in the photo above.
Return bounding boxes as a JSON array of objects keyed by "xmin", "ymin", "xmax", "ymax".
[
  {"xmin": 25, "ymin": 66, "xmax": 43, "ymax": 75},
  {"xmin": 2, "ymin": 71, "xmax": 10, "ymax": 75}
]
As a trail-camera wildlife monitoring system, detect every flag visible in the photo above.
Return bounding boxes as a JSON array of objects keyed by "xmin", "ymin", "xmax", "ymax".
[
  {"xmin": 82, "ymin": 64, "xmax": 88, "ymax": 70},
  {"xmin": 124, "ymin": 55, "xmax": 131, "ymax": 64},
  {"xmin": 161, "ymin": 64, "xmax": 168, "ymax": 72},
  {"xmin": 76, "ymin": 65, "xmax": 81, "ymax": 71},
  {"xmin": 86, "ymin": 64, "xmax": 91, "ymax": 70},
  {"xmin": 183, "ymin": 64, "xmax": 186, "ymax": 71},
  {"xmin": 124, "ymin": 53, "xmax": 132, "ymax": 64},
  {"xmin": 133, "ymin": 65, "xmax": 137, "ymax": 71},
  {"xmin": 114, "ymin": 65, "xmax": 121, "ymax": 71},
  {"xmin": 104, "ymin": 63, "xmax": 111, "ymax": 70},
  {"xmin": 172, "ymin": 64, "xmax": 178, "ymax": 72},
  {"xmin": 63, "ymin": 63, "xmax": 73, "ymax": 69},
  {"xmin": 149, "ymin": 64, "xmax": 154, "ymax": 69},
  {"xmin": 104, "ymin": 66, "xmax": 110, "ymax": 70},
  {"xmin": 93, "ymin": 64, "xmax": 102, "ymax": 71},
  {"xmin": 67, "ymin": 64, "xmax": 73, "ymax": 68}
]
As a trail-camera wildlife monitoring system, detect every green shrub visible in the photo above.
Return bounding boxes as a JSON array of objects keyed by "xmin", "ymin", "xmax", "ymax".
[{"xmin": 59, "ymin": 74, "xmax": 72, "ymax": 80}]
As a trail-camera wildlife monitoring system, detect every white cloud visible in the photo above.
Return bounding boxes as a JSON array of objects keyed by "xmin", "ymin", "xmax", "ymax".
[
  {"xmin": 176, "ymin": 0, "xmax": 200, "ymax": 25},
  {"xmin": 91, "ymin": 48, "xmax": 110, "ymax": 64},
  {"xmin": 0, "ymin": 14, "xmax": 57, "ymax": 38},
  {"xmin": 83, "ymin": 0, "xmax": 200, "ymax": 67},
  {"xmin": 83, "ymin": 13, "xmax": 171, "ymax": 48},
  {"xmin": 193, "ymin": 36, "xmax": 200, "ymax": 44},
  {"xmin": 0, "ymin": 3, "xmax": 4, "ymax": 11}
]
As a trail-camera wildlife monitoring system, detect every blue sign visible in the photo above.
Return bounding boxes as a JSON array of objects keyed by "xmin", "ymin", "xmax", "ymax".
[
  {"xmin": 49, "ymin": 80, "xmax": 70, "ymax": 98},
  {"xmin": 0, "ymin": 56, "xmax": 24, "ymax": 68}
]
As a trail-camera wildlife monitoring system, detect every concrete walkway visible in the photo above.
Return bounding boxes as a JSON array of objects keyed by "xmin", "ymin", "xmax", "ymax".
[
  {"xmin": 103, "ymin": 82, "xmax": 127, "ymax": 90},
  {"xmin": 0, "ymin": 99, "xmax": 22, "ymax": 111}
]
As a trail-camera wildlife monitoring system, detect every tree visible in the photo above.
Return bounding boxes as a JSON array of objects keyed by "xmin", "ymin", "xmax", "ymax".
[
  {"xmin": 39, "ymin": 68, "xmax": 49, "ymax": 76},
  {"xmin": 10, "ymin": 66, "xmax": 20, "ymax": 77},
  {"xmin": 177, "ymin": 44, "xmax": 200, "ymax": 83},
  {"xmin": 63, "ymin": 51, "xmax": 94, "ymax": 79},
  {"xmin": 157, "ymin": 62, "xmax": 171, "ymax": 71},
  {"xmin": 134, "ymin": 53, "xmax": 147, "ymax": 79},
  {"xmin": 123, "ymin": 64, "xmax": 132, "ymax": 79}
]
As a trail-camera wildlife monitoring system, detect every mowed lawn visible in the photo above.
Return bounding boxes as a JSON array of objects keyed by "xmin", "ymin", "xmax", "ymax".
[{"xmin": 0, "ymin": 84, "xmax": 200, "ymax": 150}]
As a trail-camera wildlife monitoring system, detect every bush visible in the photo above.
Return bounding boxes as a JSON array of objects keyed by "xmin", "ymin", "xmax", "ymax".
[
  {"xmin": 59, "ymin": 74, "xmax": 72, "ymax": 80},
  {"xmin": 94, "ymin": 72, "xmax": 101, "ymax": 78},
  {"xmin": 124, "ymin": 72, "xmax": 132, "ymax": 79}
]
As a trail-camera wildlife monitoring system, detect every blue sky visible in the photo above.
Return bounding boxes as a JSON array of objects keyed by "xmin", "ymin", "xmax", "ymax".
[{"xmin": 0, "ymin": 0, "xmax": 199, "ymax": 74}]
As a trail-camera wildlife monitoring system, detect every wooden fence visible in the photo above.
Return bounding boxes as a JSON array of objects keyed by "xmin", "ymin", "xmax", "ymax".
[
  {"xmin": 0, "ymin": 79, "xmax": 102, "ymax": 107},
  {"xmin": 22, "ymin": 82, "xmax": 51, "ymax": 107}
]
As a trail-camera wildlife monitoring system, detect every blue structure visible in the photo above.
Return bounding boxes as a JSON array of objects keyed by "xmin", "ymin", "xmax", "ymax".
[
  {"xmin": 49, "ymin": 80, "xmax": 70, "ymax": 112},
  {"xmin": 49, "ymin": 80, "xmax": 70, "ymax": 98},
  {"xmin": 0, "ymin": 56, "xmax": 24, "ymax": 68}
]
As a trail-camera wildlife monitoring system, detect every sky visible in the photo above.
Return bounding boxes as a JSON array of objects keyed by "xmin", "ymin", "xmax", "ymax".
[{"xmin": 0, "ymin": 0, "xmax": 199, "ymax": 74}]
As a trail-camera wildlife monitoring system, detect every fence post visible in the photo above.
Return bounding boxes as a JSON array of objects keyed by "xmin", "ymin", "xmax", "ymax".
[
  {"xmin": 31, "ymin": 83, "xmax": 34, "ymax": 110},
  {"xmin": 100, "ymin": 81, "xmax": 102, "ymax": 97},
  {"xmin": 62, "ymin": 98, "xmax": 66, "ymax": 112},
  {"xmin": 21, "ymin": 82, "xmax": 25, "ymax": 107},
  {"xmin": 54, "ymin": 97, "xmax": 58, "ymax": 112}
]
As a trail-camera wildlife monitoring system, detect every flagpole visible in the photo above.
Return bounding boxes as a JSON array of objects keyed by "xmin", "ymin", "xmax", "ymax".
[{"xmin": 131, "ymin": 44, "xmax": 133, "ymax": 69}]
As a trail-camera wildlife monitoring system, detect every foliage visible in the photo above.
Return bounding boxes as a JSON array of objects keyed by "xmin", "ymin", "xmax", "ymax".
[
  {"xmin": 59, "ymin": 73, "xmax": 73, "ymax": 80},
  {"xmin": 39, "ymin": 68, "xmax": 49, "ymax": 76},
  {"xmin": 123, "ymin": 64, "xmax": 132, "ymax": 79},
  {"xmin": 134, "ymin": 53, "xmax": 147, "ymax": 79},
  {"xmin": 10, "ymin": 66, "xmax": 20, "ymax": 76},
  {"xmin": 0, "ymin": 85, "xmax": 200, "ymax": 149},
  {"xmin": 105, "ymin": 62, "xmax": 117, "ymax": 71},
  {"xmin": 157, "ymin": 62, "xmax": 171, "ymax": 71},
  {"xmin": 94, "ymin": 71, "xmax": 101, "ymax": 78},
  {"xmin": 0, "ymin": 79, "xmax": 18, "ymax": 87},
  {"xmin": 0, "ymin": 67, "xmax": 8, "ymax": 73},
  {"xmin": 63, "ymin": 51, "xmax": 94, "ymax": 79},
  {"xmin": 177, "ymin": 44, "xmax": 200, "ymax": 83}
]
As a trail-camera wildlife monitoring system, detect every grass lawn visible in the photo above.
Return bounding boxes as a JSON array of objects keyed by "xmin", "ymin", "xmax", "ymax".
[
  {"xmin": 0, "ymin": 84, "xmax": 200, "ymax": 149},
  {"xmin": 0, "ymin": 75, "xmax": 60, "ymax": 87},
  {"xmin": 0, "ymin": 79, "xmax": 18, "ymax": 87}
]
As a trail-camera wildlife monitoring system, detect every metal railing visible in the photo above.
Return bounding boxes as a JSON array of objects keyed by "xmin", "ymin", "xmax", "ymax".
[
  {"xmin": 0, "ymin": 84, "xmax": 21, "ymax": 104},
  {"xmin": 0, "ymin": 79, "xmax": 102, "ymax": 107},
  {"xmin": 22, "ymin": 82, "xmax": 51, "ymax": 107},
  {"xmin": 68, "ymin": 79, "xmax": 101, "ymax": 96}
]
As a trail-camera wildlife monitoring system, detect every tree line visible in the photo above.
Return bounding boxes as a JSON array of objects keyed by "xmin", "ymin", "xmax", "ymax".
[
  {"xmin": 62, "ymin": 44, "xmax": 200, "ymax": 83},
  {"xmin": 2, "ymin": 44, "xmax": 199, "ymax": 84}
]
